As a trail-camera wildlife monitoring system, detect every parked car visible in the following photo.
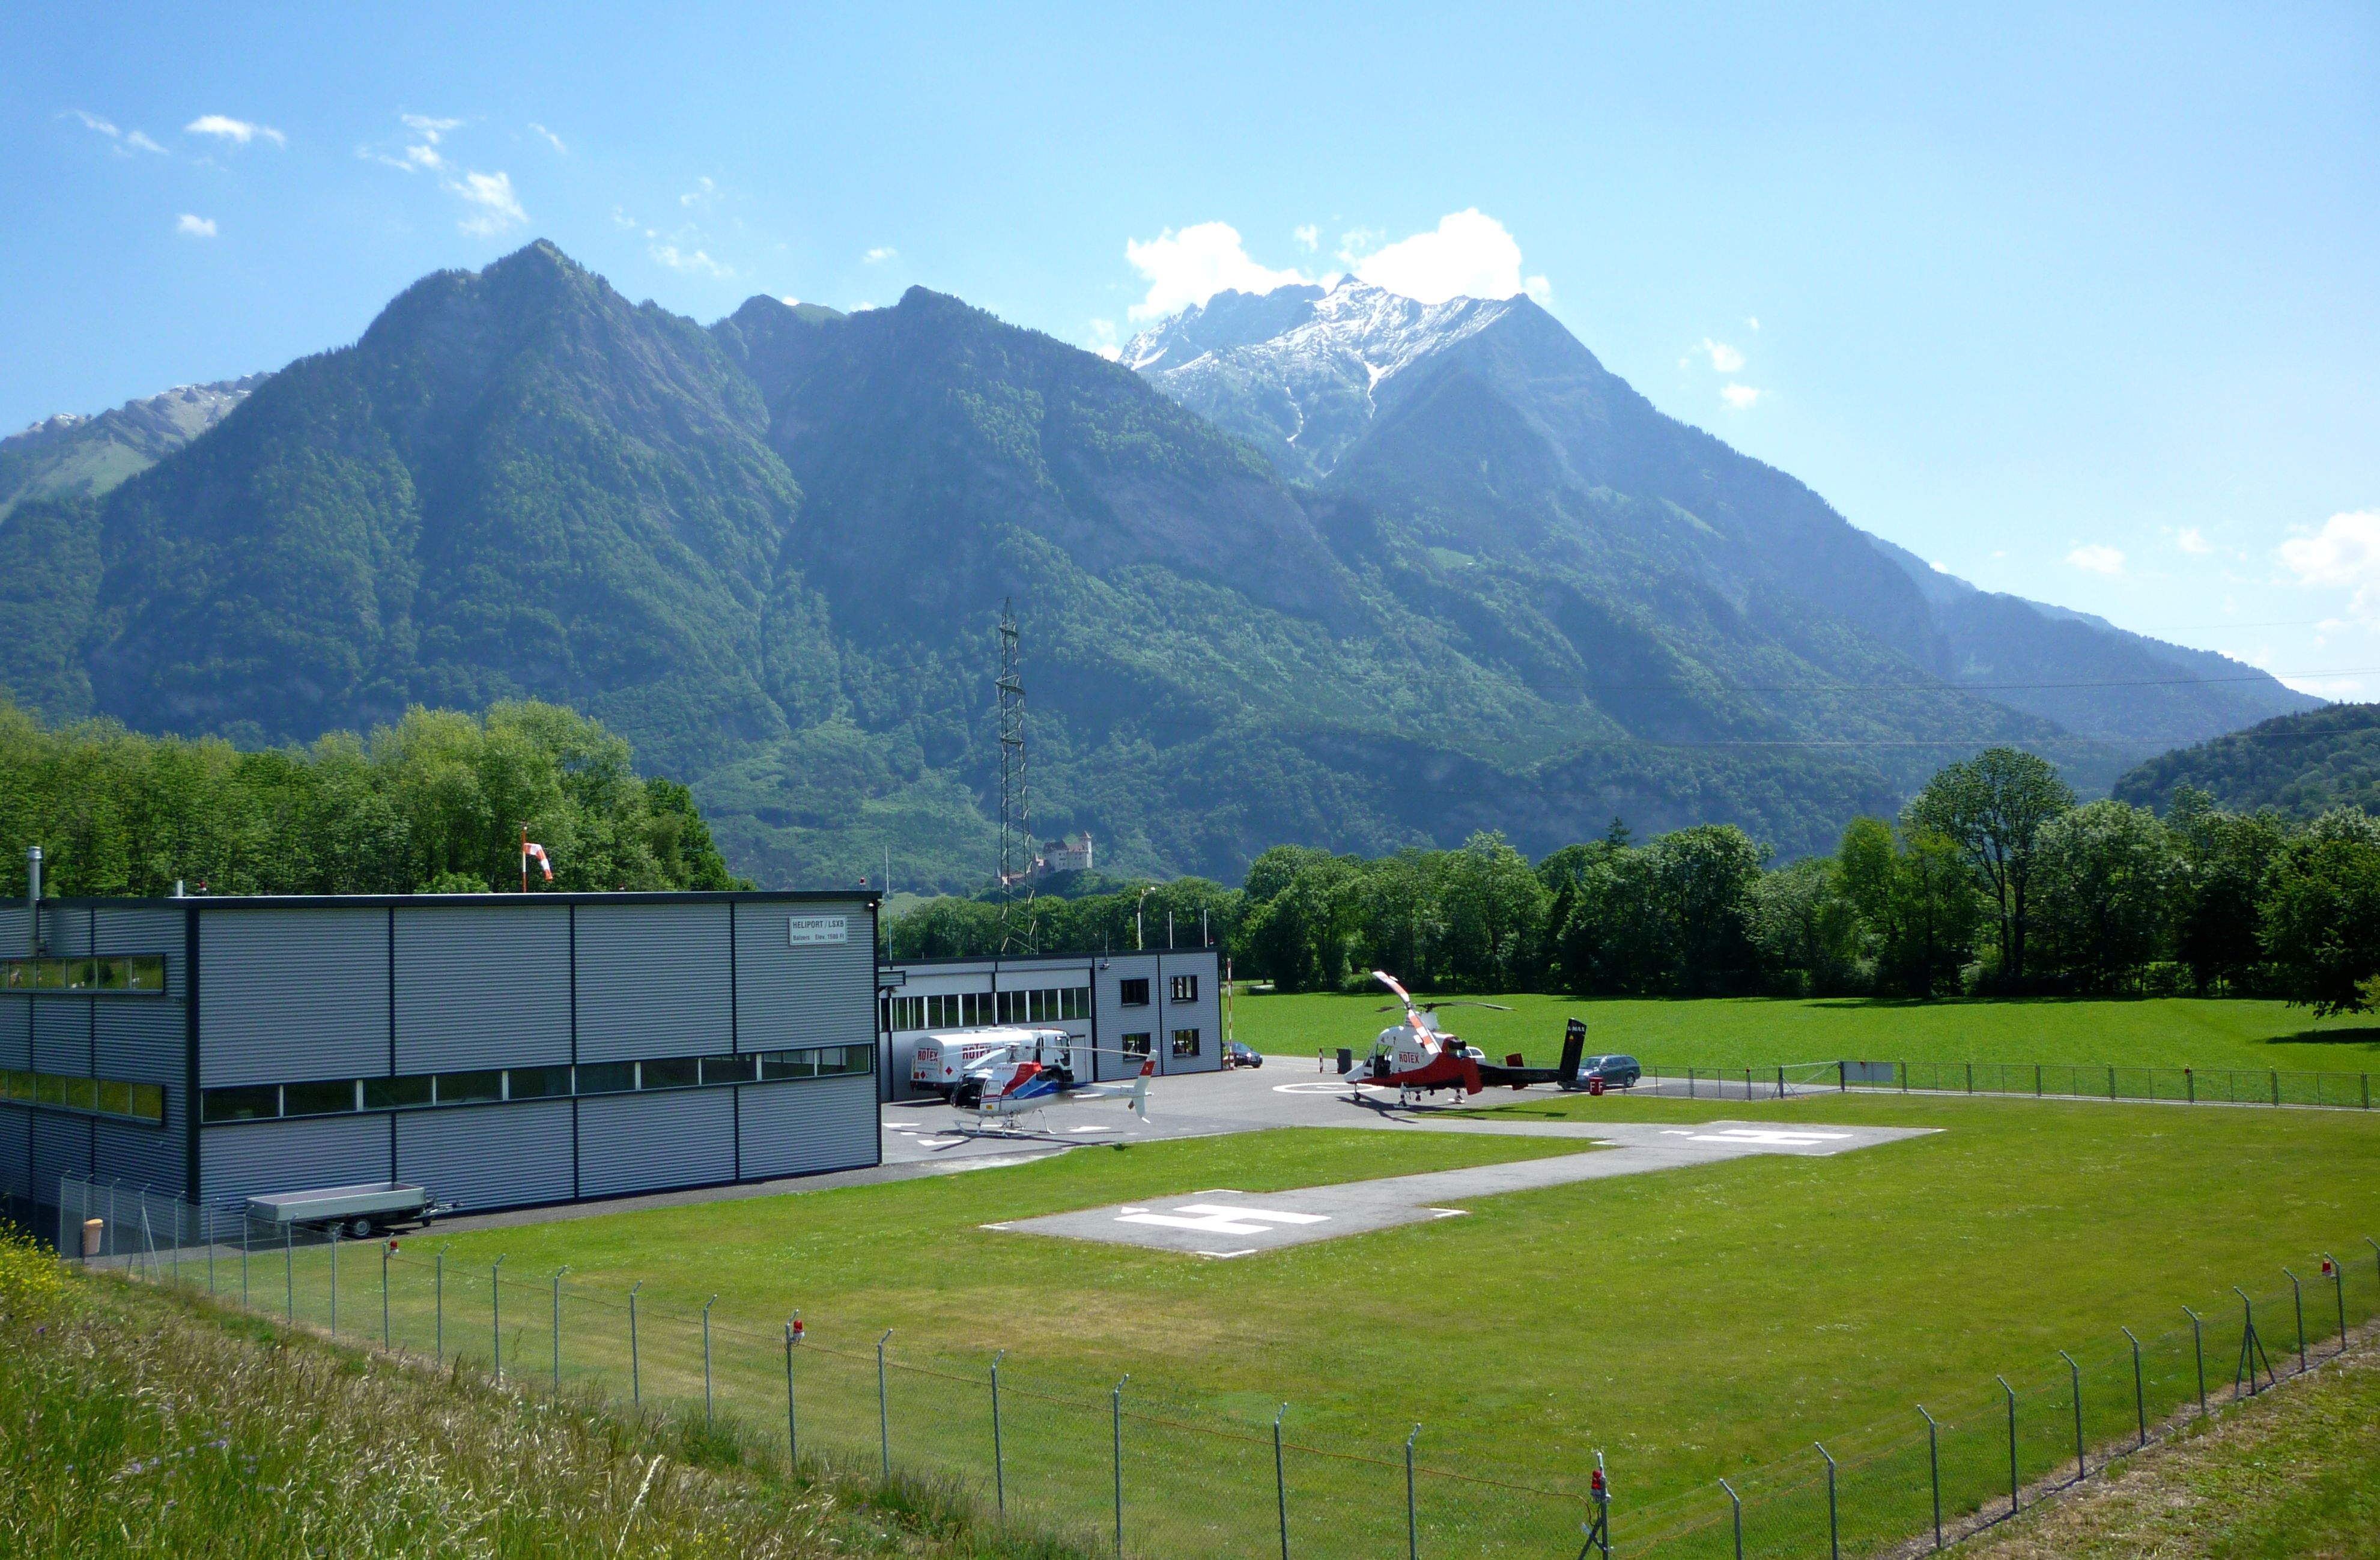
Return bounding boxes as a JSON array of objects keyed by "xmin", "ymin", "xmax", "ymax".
[
  {"xmin": 1574, "ymin": 1054, "xmax": 1642, "ymax": 1090},
  {"xmin": 1224, "ymin": 1041, "xmax": 1264, "ymax": 1069}
]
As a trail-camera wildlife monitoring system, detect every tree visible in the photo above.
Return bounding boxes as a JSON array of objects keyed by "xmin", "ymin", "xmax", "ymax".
[
  {"xmin": 2166, "ymin": 788, "xmax": 2286, "ymax": 995},
  {"xmin": 1651, "ymin": 824, "xmax": 1770, "ymax": 996},
  {"xmin": 1748, "ymin": 856, "xmax": 1857, "ymax": 995},
  {"xmin": 2260, "ymin": 813, "xmax": 2380, "ymax": 1016},
  {"xmin": 2031, "ymin": 800, "xmax": 2179, "ymax": 991},
  {"xmin": 1904, "ymin": 747, "xmax": 2074, "ymax": 982},
  {"xmin": 1437, "ymin": 832, "xmax": 1550, "ymax": 989}
]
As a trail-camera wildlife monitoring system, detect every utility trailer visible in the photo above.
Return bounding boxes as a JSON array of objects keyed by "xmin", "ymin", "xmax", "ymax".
[{"xmin": 246, "ymin": 1182, "xmax": 445, "ymax": 1238}]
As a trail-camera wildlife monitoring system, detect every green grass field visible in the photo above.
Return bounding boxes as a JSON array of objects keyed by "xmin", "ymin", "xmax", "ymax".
[
  {"xmin": 220, "ymin": 1090, "xmax": 2379, "ymax": 1557},
  {"xmin": 1230, "ymin": 990, "xmax": 2380, "ymax": 1075}
]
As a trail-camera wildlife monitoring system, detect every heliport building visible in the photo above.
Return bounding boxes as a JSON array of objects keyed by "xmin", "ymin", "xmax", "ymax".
[
  {"xmin": 0, "ymin": 889, "xmax": 882, "ymax": 1233},
  {"xmin": 879, "ymin": 947, "xmax": 1224, "ymax": 1100}
]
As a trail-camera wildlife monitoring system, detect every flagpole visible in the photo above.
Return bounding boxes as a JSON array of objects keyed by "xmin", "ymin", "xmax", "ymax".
[{"xmin": 520, "ymin": 822, "xmax": 528, "ymax": 894}]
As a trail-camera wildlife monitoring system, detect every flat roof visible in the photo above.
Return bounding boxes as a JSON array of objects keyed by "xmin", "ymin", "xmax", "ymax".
[
  {"xmin": 885, "ymin": 945, "xmax": 1219, "ymax": 968},
  {"xmin": 27, "ymin": 890, "xmax": 880, "ymax": 911}
]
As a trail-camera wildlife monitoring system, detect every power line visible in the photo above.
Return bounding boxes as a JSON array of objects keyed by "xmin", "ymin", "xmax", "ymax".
[{"xmin": 1492, "ymin": 668, "xmax": 2373, "ymax": 696}]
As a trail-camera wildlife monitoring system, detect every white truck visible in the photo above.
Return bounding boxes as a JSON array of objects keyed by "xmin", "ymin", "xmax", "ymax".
[{"xmin": 910, "ymin": 1027, "xmax": 1080, "ymax": 1096}]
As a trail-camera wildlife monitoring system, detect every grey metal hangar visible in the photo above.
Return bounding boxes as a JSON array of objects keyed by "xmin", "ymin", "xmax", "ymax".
[{"xmin": 1, "ymin": 883, "xmax": 884, "ymax": 1235}]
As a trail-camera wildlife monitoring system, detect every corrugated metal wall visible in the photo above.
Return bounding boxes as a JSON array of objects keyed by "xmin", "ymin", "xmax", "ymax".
[
  {"xmin": 32, "ymin": 1113, "xmax": 93, "ymax": 1202},
  {"xmin": 201, "ymin": 909, "xmax": 388, "ymax": 1087},
  {"xmin": 93, "ymin": 1116, "xmax": 184, "ymax": 1197},
  {"xmin": 577, "ymin": 1089, "xmax": 736, "ymax": 1198},
  {"xmin": 733, "ymin": 899, "xmax": 872, "ymax": 1052},
  {"xmin": 32, "ymin": 1004, "xmax": 89, "ymax": 1076},
  {"xmin": 738, "ymin": 1075, "xmax": 879, "ymax": 1179},
  {"xmin": 201, "ymin": 1116, "xmax": 389, "ymax": 1207},
  {"xmin": 0, "ymin": 1105, "xmax": 31, "ymax": 1203},
  {"xmin": 0, "ymin": 906, "xmax": 25, "ymax": 953},
  {"xmin": 0, "ymin": 994, "xmax": 26, "ymax": 1070},
  {"xmin": 574, "ymin": 902, "xmax": 731, "ymax": 1061},
  {"xmin": 397, "ymin": 1102, "xmax": 574, "ymax": 1213},
  {"xmin": 395, "ymin": 906, "xmax": 569, "ymax": 1073}
]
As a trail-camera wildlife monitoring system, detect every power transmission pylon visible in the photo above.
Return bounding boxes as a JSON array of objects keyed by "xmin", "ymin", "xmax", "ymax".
[{"xmin": 995, "ymin": 602, "xmax": 1037, "ymax": 954}]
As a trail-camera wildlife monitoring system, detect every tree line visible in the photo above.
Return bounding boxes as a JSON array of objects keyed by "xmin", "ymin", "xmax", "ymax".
[
  {"xmin": 890, "ymin": 747, "xmax": 2380, "ymax": 1016},
  {"xmin": 0, "ymin": 699, "xmax": 743, "ymax": 899}
]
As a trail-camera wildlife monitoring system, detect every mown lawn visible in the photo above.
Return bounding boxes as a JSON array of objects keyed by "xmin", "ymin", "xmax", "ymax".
[
  {"xmin": 273, "ymin": 1094, "xmax": 2380, "ymax": 1557},
  {"xmin": 1230, "ymin": 990, "xmax": 2380, "ymax": 1075}
]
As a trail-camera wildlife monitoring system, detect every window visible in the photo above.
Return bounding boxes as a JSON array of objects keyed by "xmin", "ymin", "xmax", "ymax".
[
  {"xmin": 576, "ymin": 1061, "xmax": 636, "ymax": 1094},
  {"xmin": 1119, "ymin": 978, "xmax": 1150, "ymax": 1007},
  {"xmin": 759, "ymin": 1048, "xmax": 817, "ymax": 1079},
  {"xmin": 700, "ymin": 1054, "xmax": 754, "ymax": 1085},
  {"xmin": 1170, "ymin": 974, "xmax": 1199, "ymax": 1003},
  {"xmin": 1062, "ymin": 986, "xmax": 1089, "ymax": 1020},
  {"xmin": 436, "ymin": 1070, "xmax": 503, "ymax": 1105},
  {"xmin": 365, "ymin": 1075, "xmax": 433, "ymax": 1110},
  {"xmin": 1170, "ymin": 1028, "xmax": 1201, "ymax": 1058},
  {"xmin": 201, "ymin": 1085, "xmax": 278, "ymax": 1123},
  {"xmin": 1120, "ymin": 1033, "xmax": 1152, "ymax": 1057},
  {"xmin": 639, "ymin": 1057, "xmax": 700, "ymax": 1090},
  {"xmin": 0, "ymin": 1070, "xmax": 29, "ymax": 1102},
  {"xmin": 0, "ymin": 955, "xmax": 166, "ymax": 994},
  {"xmin": 962, "ymin": 992, "xmax": 994, "ymax": 1026},
  {"xmin": 283, "ymin": 1079, "xmax": 359, "ymax": 1117},
  {"xmin": 508, "ymin": 1065, "xmax": 574, "ymax": 1099},
  {"xmin": 884, "ymin": 995, "xmax": 927, "ymax": 1032}
]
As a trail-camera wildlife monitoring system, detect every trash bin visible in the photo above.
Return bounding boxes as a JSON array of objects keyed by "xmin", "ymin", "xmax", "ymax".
[
  {"xmin": 82, "ymin": 1218, "xmax": 103, "ymax": 1258},
  {"xmin": 1335, "ymin": 1047, "xmax": 1354, "ymax": 1075}
]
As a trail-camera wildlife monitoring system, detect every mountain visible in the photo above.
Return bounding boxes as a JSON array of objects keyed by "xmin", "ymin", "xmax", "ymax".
[
  {"xmin": 2112, "ymin": 703, "xmax": 2380, "ymax": 818},
  {"xmin": 0, "ymin": 375, "xmax": 267, "ymax": 521},
  {"xmin": 1125, "ymin": 282, "xmax": 2316, "ymax": 760},
  {"xmin": 0, "ymin": 244, "xmax": 2278, "ymax": 889}
]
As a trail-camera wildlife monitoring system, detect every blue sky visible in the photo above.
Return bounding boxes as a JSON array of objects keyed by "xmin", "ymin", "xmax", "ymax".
[{"xmin": 6, "ymin": 4, "xmax": 2376, "ymax": 695}]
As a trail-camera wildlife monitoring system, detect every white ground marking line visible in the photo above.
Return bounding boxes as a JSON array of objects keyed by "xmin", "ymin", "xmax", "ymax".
[
  {"xmin": 884, "ymin": 1121, "xmax": 921, "ymax": 1128},
  {"xmin": 1272, "ymin": 1081, "xmax": 1356, "ymax": 1094},
  {"xmin": 1688, "ymin": 1129, "xmax": 1854, "ymax": 1146},
  {"xmin": 912, "ymin": 1137, "xmax": 963, "ymax": 1148},
  {"xmin": 1116, "ymin": 1204, "xmax": 1334, "ymax": 1236},
  {"xmin": 1198, "ymin": 1248, "xmax": 1260, "ymax": 1260},
  {"xmin": 1067, "ymin": 1125, "xmax": 1114, "ymax": 1134},
  {"xmin": 1425, "ymin": 1208, "xmax": 1468, "ymax": 1219}
]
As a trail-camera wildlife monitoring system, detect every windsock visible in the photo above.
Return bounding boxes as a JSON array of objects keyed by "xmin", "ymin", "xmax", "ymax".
[{"xmin": 525, "ymin": 842, "xmax": 554, "ymax": 881}]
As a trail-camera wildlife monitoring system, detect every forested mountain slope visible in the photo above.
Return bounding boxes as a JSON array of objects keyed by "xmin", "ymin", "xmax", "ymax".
[
  {"xmin": 1130, "ymin": 284, "xmax": 2314, "ymax": 759},
  {"xmin": 0, "ymin": 242, "xmax": 2248, "ymax": 887},
  {"xmin": 2113, "ymin": 703, "xmax": 2380, "ymax": 818}
]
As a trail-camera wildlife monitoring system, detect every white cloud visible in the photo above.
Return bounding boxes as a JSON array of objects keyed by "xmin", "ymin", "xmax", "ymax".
[
  {"xmin": 2280, "ymin": 510, "xmax": 2380, "ymax": 622},
  {"xmin": 2066, "ymin": 543, "xmax": 2126, "ymax": 575},
  {"xmin": 71, "ymin": 111, "xmax": 166, "ymax": 156},
  {"xmin": 1720, "ymin": 383, "xmax": 1761, "ymax": 409},
  {"xmin": 125, "ymin": 130, "xmax": 166, "ymax": 154},
  {"xmin": 1352, "ymin": 209, "xmax": 1533, "ymax": 305},
  {"xmin": 1701, "ymin": 338, "xmax": 1746, "ymax": 373},
  {"xmin": 1335, "ymin": 226, "xmax": 1384, "ymax": 263},
  {"xmin": 73, "ymin": 109, "xmax": 120, "ymax": 137},
  {"xmin": 610, "ymin": 206, "xmax": 637, "ymax": 229},
  {"xmin": 452, "ymin": 169, "xmax": 526, "ymax": 236},
  {"xmin": 186, "ymin": 114, "xmax": 285, "ymax": 147},
  {"xmin": 401, "ymin": 115, "xmax": 462, "ymax": 141},
  {"xmin": 651, "ymin": 243, "xmax": 732, "ymax": 278},
  {"xmin": 1747, "ymin": 316, "xmax": 1761, "ymax": 331},
  {"xmin": 780, "ymin": 296, "xmax": 801, "ymax": 307},
  {"xmin": 2176, "ymin": 526, "xmax": 2213, "ymax": 555},
  {"xmin": 528, "ymin": 122, "xmax": 566, "ymax": 153},
  {"xmin": 1124, "ymin": 221, "xmax": 1312, "ymax": 320},
  {"xmin": 175, "ymin": 213, "xmax": 217, "ymax": 238},
  {"xmin": 1293, "ymin": 224, "xmax": 1319, "ymax": 251},
  {"xmin": 403, "ymin": 142, "xmax": 446, "ymax": 171},
  {"xmin": 1928, "ymin": 560, "xmax": 1950, "ymax": 574},
  {"xmin": 680, "ymin": 175, "xmax": 717, "ymax": 209},
  {"xmin": 1087, "ymin": 319, "xmax": 1120, "ymax": 360},
  {"xmin": 864, "ymin": 246, "xmax": 897, "ymax": 264}
]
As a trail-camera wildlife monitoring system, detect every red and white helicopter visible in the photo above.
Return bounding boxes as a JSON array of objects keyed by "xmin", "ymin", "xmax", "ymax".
[
  {"xmin": 1347, "ymin": 971, "xmax": 1589, "ymax": 1105},
  {"xmin": 942, "ymin": 1036, "xmax": 1156, "ymax": 1140}
]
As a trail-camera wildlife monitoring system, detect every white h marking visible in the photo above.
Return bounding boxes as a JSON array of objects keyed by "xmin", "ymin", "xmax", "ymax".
[{"xmin": 1116, "ymin": 1203, "xmax": 1331, "ymax": 1236}]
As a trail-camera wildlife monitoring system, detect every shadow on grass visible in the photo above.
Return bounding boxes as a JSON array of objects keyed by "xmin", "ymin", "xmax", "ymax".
[{"xmin": 2266, "ymin": 1028, "xmax": 2380, "ymax": 1049}]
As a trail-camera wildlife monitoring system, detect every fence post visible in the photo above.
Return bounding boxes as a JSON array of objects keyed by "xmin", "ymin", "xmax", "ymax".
[
  {"xmin": 1404, "ymin": 1424, "xmax": 1421, "ymax": 1560},
  {"xmin": 878, "ymin": 1329, "xmax": 894, "ymax": 1481},
  {"xmin": 284, "ymin": 1222, "xmax": 294, "ymax": 1323},
  {"xmin": 1776, "ymin": 1065, "xmax": 1785, "ymax": 1099},
  {"xmin": 1997, "ymin": 1376, "xmax": 2018, "ymax": 1514},
  {"xmin": 206, "ymin": 1206, "xmax": 215, "ymax": 1295},
  {"xmin": 1817, "ymin": 1442, "xmax": 1838, "ymax": 1560},
  {"xmin": 2107, "ymin": 1064, "xmax": 2116, "ymax": 1100},
  {"xmin": 1112, "ymin": 1373, "xmax": 1129, "ymax": 1559},
  {"xmin": 2369, "ymin": 1236, "xmax": 2379, "ymax": 1298},
  {"xmin": 2185, "ymin": 1306, "xmax": 2205, "ymax": 1413},
  {"xmin": 2233, "ymin": 1286, "xmax": 2270, "ymax": 1395},
  {"xmin": 2057, "ymin": 1350, "xmax": 2083, "ymax": 1481},
  {"xmin": 2270, "ymin": 1069, "xmax": 2279, "ymax": 1106},
  {"xmin": 1274, "ymin": 1402, "xmax": 1290, "ymax": 1560},
  {"xmin": 2362, "ymin": 1073, "xmax": 2369, "ymax": 1109},
  {"xmin": 2328, "ymin": 1255, "xmax": 2348, "ymax": 1354},
  {"xmin": 1900, "ymin": 1060, "xmax": 1908, "ymax": 1094},
  {"xmin": 436, "ymin": 1244, "xmax": 447, "ymax": 1362},
  {"xmin": 1837, "ymin": 1060, "xmax": 1845, "ymax": 1093},
  {"xmin": 991, "ymin": 1349, "xmax": 1006, "ymax": 1513},
  {"xmin": 2122, "ymin": 1328, "xmax": 2145, "ymax": 1448},
  {"xmin": 491, "ymin": 1255, "xmax": 507, "ymax": 1379},
  {"xmin": 2186, "ymin": 1066, "xmax": 2194, "ymax": 1104},
  {"xmin": 703, "ymin": 1294, "xmax": 718, "ymax": 1425},
  {"xmin": 2284, "ymin": 1269, "xmax": 2306, "ymax": 1374},
  {"xmin": 1918, "ymin": 1406, "xmax": 1941, "ymax": 1549},
  {"xmin": 552, "ymin": 1267, "xmax": 569, "ymax": 1391},
  {"xmin": 629, "ymin": 1281, "xmax": 643, "ymax": 1406},
  {"xmin": 786, "ymin": 1321, "xmax": 800, "ymax": 1469},
  {"xmin": 1968, "ymin": 1062, "xmax": 1975, "ymax": 1096},
  {"xmin": 381, "ymin": 1239, "xmax": 390, "ymax": 1347},
  {"xmin": 329, "ymin": 1227, "xmax": 339, "ymax": 1335},
  {"xmin": 1720, "ymin": 1478, "xmax": 1742, "ymax": 1560},
  {"xmin": 241, "ymin": 1213, "xmax": 250, "ymax": 1306}
]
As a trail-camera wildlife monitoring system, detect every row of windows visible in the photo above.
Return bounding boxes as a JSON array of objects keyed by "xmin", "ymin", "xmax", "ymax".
[
  {"xmin": 884, "ymin": 986, "xmax": 1091, "ymax": 1032},
  {"xmin": 1114, "ymin": 976, "xmax": 1200, "ymax": 1007},
  {"xmin": 0, "ymin": 1068, "xmax": 167, "ymax": 1124},
  {"xmin": 1117, "ymin": 1029, "xmax": 1204, "ymax": 1058},
  {"xmin": 1, "ymin": 956, "xmax": 168, "ymax": 995},
  {"xmin": 198, "ymin": 1045, "xmax": 873, "ymax": 1124}
]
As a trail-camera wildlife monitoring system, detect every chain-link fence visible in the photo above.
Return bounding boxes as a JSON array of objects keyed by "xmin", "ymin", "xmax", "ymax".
[
  {"xmin": 1629, "ymin": 1060, "xmax": 2375, "ymax": 1111},
  {"xmin": 51, "ymin": 1173, "xmax": 2380, "ymax": 1559}
]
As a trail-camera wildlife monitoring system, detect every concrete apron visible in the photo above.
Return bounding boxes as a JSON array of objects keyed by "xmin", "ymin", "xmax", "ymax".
[{"xmin": 987, "ymin": 1120, "xmax": 1932, "ymax": 1258}]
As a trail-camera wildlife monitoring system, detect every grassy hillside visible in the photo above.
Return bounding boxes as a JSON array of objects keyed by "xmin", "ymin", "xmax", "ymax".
[{"xmin": 0, "ymin": 1225, "xmax": 1084, "ymax": 1558}]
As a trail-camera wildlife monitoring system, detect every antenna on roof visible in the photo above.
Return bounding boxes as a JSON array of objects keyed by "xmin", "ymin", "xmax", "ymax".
[{"xmin": 995, "ymin": 601, "xmax": 1037, "ymax": 955}]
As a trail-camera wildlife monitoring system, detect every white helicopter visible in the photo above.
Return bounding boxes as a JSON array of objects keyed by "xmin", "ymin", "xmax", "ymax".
[
  {"xmin": 940, "ymin": 1039, "xmax": 1156, "ymax": 1140},
  {"xmin": 1347, "ymin": 971, "xmax": 1587, "ymax": 1105}
]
